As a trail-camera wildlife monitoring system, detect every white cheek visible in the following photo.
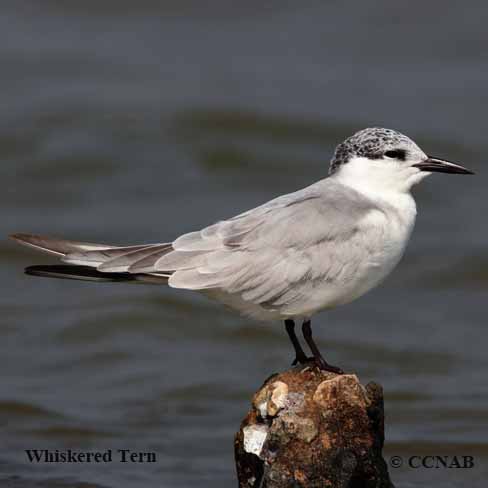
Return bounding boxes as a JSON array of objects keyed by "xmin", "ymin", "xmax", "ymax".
[
  {"xmin": 334, "ymin": 157, "xmax": 401, "ymax": 190},
  {"xmin": 333, "ymin": 156, "xmax": 428, "ymax": 194}
]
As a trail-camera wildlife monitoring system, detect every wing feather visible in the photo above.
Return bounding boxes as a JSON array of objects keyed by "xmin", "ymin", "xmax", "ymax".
[
  {"xmin": 159, "ymin": 179, "xmax": 375, "ymax": 314},
  {"xmin": 10, "ymin": 233, "xmax": 117, "ymax": 257},
  {"xmin": 62, "ymin": 245, "xmax": 157, "ymax": 267},
  {"xmin": 12, "ymin": 179, "xmax": 376, "ymax": 316},
  {"xmin": 97, "ymin": 244, "xmax": 172, "ymax": 272}
]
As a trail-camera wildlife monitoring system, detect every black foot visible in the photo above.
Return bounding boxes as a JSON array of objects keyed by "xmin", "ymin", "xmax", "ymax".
[
  {"xmin": 313, "ymin": 358, "xmax": 344, "ymax": 374},
  {"xmin": 302, "ymin": 320, "xmax": 344, "ymax": 374},
  {"xmin": 292, "ymin": 356, "xmax": 343, "ymax": 373}
]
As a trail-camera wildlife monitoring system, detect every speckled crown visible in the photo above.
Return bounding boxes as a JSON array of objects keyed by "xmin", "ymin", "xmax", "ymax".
[{"xmin": 329, "ymin": 127, "xmax": 415, "ymax": 175}]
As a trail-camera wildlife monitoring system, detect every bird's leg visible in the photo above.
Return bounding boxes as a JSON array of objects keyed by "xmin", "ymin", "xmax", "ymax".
[
  {"xmin": 302, "ymin": 320, "xmax": 344, "ymax": 374},
  {"xmin": 285, "ymin": 319, "xmax": 309, "ymax": 365}
]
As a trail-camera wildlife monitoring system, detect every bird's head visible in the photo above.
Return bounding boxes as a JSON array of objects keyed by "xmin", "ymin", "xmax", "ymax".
[{"xmin": 329, "ymin": 127, "xmax": 473, "ymax": 195}]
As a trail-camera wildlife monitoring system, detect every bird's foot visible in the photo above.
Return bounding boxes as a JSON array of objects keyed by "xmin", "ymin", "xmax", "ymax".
[
  {"xmin": 314, "ymin": 357, "xmax": 344, "ymax": 374},
  {"xmin": 292, "ymin": 356, "xmax": 343, "ymax": 374}
]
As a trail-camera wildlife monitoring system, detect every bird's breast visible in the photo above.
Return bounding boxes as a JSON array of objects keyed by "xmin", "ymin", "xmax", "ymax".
[{"xmin": 341, "ymin": 195, "xmax": 417, "ymax": 303}]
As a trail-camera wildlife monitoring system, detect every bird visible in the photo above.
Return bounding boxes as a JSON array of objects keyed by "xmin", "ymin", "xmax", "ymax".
[{"xmin": 10, "ymin": 127, "xmax": 474, "ymax": 374}]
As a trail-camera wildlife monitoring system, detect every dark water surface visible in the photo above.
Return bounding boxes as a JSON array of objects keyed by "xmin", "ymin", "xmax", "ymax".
[{"xmin": 1, "ymin": 1, "xmax": 488, "ymax": 487}]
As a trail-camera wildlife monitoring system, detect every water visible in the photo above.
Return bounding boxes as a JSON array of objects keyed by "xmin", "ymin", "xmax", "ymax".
[{"xmin": 1, "ymin": 1, "xmax": 488, "ymax": 487}]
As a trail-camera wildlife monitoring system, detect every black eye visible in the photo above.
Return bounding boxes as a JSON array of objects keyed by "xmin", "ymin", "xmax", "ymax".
[{"xmin": 384, "ymin": 149, "xmax": 406, "ymax": 160}]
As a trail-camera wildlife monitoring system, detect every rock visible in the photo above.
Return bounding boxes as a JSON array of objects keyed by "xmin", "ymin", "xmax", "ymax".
[{"xmin": 234, "ymin": 367, "xmax": 394, "ymax": 488}]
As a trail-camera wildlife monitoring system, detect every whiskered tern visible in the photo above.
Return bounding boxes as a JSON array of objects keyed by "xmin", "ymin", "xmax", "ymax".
[{"xmin": 10, "ymin": 128, "xmax": 474, "ymax": 373}]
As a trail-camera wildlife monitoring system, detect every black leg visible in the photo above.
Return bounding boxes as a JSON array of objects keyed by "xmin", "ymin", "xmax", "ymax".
[
  {"xmin": 302, "ymin": 320, "xmax": 343, "ymax": 374},
  {"xmin": 285, "ymin": 319, "xmax": 308, "ymax": 365}
]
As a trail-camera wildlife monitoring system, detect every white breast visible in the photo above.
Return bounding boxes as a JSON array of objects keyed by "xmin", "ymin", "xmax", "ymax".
[{"xmin": 338, "ymin": 191, "xmax": 417, "ymax": 305}]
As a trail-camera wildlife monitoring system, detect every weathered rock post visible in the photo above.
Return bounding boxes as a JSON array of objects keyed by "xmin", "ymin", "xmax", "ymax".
[{"xmin": 234, "ymin": 366, "xmax": 394, "ymax": 488}]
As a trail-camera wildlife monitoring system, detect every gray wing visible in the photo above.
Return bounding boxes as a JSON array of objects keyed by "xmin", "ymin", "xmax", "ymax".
[
  {"xmin": 32, "ymin": 178, "xmax": 376, "ymax": 312},
  {"xmin": 86, "ymin": 178, "xmax": 376, "ymax": 313}
]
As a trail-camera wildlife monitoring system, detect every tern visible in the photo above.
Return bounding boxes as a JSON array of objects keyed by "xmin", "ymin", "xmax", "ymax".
[{"xmin": 10, "ymin": 128, "xmax": 473, "ymax": 373}]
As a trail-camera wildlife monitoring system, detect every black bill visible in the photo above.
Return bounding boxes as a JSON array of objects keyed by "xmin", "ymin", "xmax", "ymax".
[{"xmin": 413, "ymin": 156, "xmax": 474, "ymax": 175}]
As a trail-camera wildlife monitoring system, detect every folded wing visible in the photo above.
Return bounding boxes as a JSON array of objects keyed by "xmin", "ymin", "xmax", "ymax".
[
  {"xmin": 11, "ymin": 179, "xmax": 375, "ymax": 310},
  {"xmin": 113, "ymin": 180, "xmax": 374, "ymax": 313}
]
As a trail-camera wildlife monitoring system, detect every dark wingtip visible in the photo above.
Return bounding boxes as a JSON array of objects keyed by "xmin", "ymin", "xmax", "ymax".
[
  {"xmin": 25, "ymin": 265, "xmax": 54, "ymax": 277},
  {"xmin": 24, "ymin": 265, "xmax": 136, "ymax": 282}
]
